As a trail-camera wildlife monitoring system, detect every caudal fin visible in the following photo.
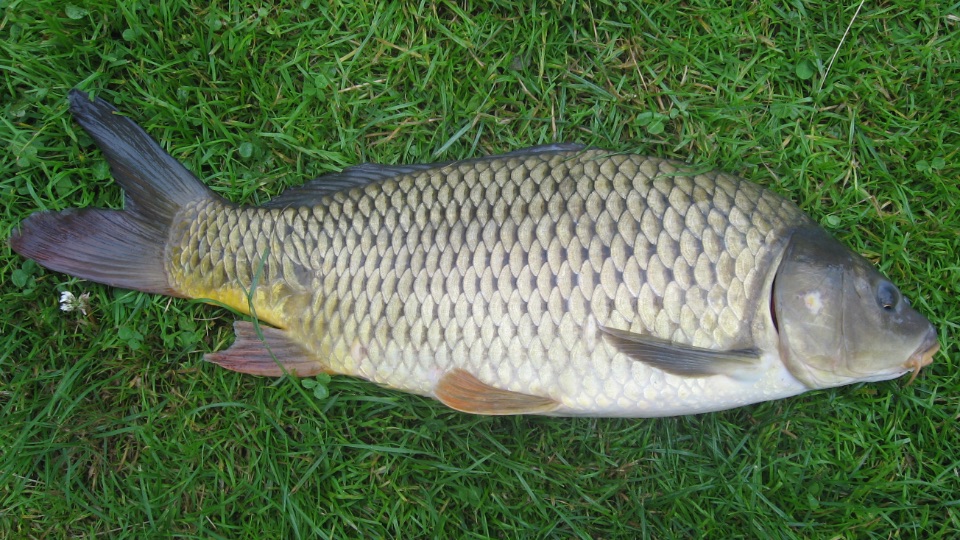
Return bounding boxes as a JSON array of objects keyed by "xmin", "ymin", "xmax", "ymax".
[{"xmin": 9, "ymin": 90, "xmax": 218, "ymax": 296}]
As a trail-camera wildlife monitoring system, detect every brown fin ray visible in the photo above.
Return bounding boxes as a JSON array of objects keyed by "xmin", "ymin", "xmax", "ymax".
[
  {"xmin": 205, "ymin": 321, "xmax": 328, "ymax": 377},
  {"xmin": 435, "ymin": 369, "xmax": 559, "ymax": 415}
]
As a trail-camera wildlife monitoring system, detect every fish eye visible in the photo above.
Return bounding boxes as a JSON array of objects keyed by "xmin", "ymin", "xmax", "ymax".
[{"xmin": 876, "ymin": 281, "xmax": 900, "ymax": 312}]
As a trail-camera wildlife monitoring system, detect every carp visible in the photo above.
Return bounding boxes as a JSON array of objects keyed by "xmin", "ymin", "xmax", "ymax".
[{"xmin": 9, "ymin": 90, "xmax": 939, "ymax": 417}]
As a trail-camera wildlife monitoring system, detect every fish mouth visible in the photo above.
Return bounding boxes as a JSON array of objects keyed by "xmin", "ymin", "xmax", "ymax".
[{"xmin": 903, "ymin": 329, "xmax": 940, "ymax": 385}]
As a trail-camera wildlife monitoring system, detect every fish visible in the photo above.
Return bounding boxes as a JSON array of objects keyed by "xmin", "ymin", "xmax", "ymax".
[{"xmin": 9, "ymin": 90, "xmax": 939, "ymax": 417}]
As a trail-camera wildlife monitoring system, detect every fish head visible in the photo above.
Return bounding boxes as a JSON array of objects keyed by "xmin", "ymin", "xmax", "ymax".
[{"xmin": 772, "ymin": 226, "xmax": 939, "ymax": 389}]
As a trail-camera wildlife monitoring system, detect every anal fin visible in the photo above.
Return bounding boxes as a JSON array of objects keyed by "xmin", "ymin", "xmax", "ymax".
[
  {"xmin": 205, "ymin": 321, "xmax": 328, "ymax": 377},
  {"xmin": 435, "ymin": 369, "xmax": 559, "ymax": 415}
]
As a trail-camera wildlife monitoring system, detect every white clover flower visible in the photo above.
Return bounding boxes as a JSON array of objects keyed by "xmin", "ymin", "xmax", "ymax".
[
  {"xmin": 59, "ymin": 291, "xmax": 75, "ymax": 311},
  {"xmin": 59, "ymin": 291, "xmax": 91, "ymax": 316}
]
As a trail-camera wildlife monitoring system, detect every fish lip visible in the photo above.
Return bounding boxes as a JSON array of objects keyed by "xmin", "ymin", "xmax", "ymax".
[{"xmin": 903, "ymin": 329, "xmax": 940, "ymax": 384}]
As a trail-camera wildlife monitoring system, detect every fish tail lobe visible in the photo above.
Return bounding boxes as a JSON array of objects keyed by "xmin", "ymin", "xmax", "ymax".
[{"xmin": 8, "ymin": 90, "xmax": 219, "ymax": 296}]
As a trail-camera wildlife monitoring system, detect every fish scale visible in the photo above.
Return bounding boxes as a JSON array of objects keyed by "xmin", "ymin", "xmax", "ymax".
[
  {"xmin": 11, "ymin": 91, "xmax": 937, "ymax": 418},
  {"xmin": 165, "ymin": 150, "xmax": 809, "ymax": 415}
]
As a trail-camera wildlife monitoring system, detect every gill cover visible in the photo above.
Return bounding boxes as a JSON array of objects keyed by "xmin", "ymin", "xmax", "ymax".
[{"xmin": 773, "ymin": 226, "xmax": 937, "ymax": 389}]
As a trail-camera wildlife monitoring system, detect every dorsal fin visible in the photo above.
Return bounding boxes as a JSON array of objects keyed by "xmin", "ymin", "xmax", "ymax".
[
  {"xmin": 261, "ymin": 163, "xmax": 437, "ymax": 207},
  {"xmin": 261, "ymin": 143, "xmax": 587, "ymax": 208},
  {"xmin": 496, "ymin": 142, "xmax": 586, "ymax": 157}
]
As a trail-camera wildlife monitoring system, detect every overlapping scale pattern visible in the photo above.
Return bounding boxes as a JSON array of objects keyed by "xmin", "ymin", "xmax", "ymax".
[{"xmin": 169, "ymin": 149, "xmax": 811, "ymax": 413}]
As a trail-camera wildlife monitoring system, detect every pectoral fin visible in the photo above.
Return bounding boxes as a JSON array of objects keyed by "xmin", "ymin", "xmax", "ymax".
[
  {"xmin": 599, "ymin": 325, "xmax": 761, "ymax": 378},
  {"xmin": 205, "ymin": 321, "xmax": 328, "ymax": 377},
  {"xmin": 435, "ymin": 369, "xmax": 560, "ymax": 415}
]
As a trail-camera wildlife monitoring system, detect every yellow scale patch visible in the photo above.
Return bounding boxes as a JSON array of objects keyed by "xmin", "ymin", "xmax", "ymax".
[{"xmin": 177, "ymin": 277, "xmax": 294, "ymax": 331}]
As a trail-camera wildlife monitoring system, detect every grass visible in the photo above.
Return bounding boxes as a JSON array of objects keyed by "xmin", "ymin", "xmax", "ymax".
[{"xmin": 1, "ymin": 0, "xmax": 958, "ymax": 537}]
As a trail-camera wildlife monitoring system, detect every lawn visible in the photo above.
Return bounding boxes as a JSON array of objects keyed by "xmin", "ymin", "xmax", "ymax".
[{"xmin": 1, "ymin": 0, "xmax": 958, "ymax": 538}]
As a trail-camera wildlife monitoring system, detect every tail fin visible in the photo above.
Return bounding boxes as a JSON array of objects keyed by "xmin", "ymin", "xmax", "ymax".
[{"xmin": 9, "ymin": 90, "xmax": 217, "ymax": 296}]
